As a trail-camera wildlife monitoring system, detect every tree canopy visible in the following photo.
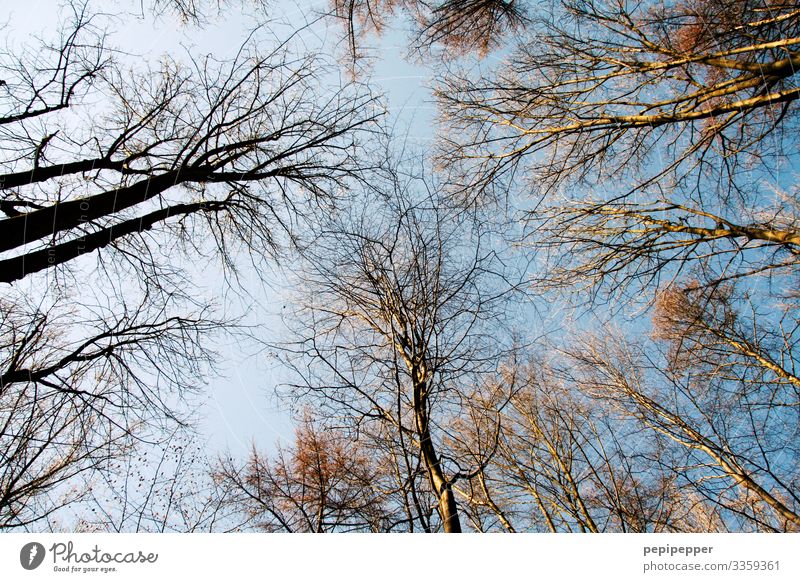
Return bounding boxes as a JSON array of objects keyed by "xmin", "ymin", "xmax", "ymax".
[{"xmin": 1, "ymin": 0, "xmax": 798, "ymax": 533}]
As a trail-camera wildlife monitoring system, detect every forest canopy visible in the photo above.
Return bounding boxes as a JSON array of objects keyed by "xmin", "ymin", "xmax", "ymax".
[{"xmin": 1, "ymin": 0, "xmax": 798, "ymax": 532}]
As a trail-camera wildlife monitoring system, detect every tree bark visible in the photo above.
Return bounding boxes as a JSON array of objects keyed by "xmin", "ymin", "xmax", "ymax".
[
  {"xmin": 413, "ymin": 376, "xmax": 462, "ymax": 533},
  {"xmin": 0, "ymin": 169, "xmax": 197, "ymax": 253},
  {"xmin": 0, "ymin": 200, "xmax": 222, "ymax": 284}
]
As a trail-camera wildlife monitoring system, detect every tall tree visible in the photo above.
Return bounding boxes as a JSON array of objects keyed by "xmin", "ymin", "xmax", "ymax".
[
  {"xmin": 434, "ymin": 0, "xmax": 799, "ymax": 300},
  {"xmin": 438, "ymin": 0, "xmax": 799, "ymax": 200},
  {"xmin": 567, "ymin": 328, "xmax": 800, "ymax": 531},
  {"xmin": 0, "ymin": 288, "xmax": 220, "ymax": 529},
  {"xmin": 0, "ymin": 1, "xmax": 379, "ymax": 529},
  {"xmin": 280, "ymin": 160, "xmax": 523, "ymax": 532},
  {"xmin": 435, "ymin": 5, "xmax": 800, "ymax": 516},
  {"xmin": 0, "ymin": 5, "xmax": 378, "ymax": 285}
]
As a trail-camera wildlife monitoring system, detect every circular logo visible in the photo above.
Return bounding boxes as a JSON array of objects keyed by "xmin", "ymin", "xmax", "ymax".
[{"xmin": 20, "ymin": 542, "xmax": 46, "ymax": 570}]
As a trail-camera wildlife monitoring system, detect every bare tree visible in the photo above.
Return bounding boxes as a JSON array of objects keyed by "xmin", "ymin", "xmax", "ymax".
[
  {"xmin": 279, "ymin": 158, "xmax": 523, "ymax": 532},
  {"xmin": 0, "ymin": 286, "xmax": 222, "ymax": 529},
  {"xmin": 0, "ymin": 5, "xmax": 379, "ymax": 285},
  {"xmin": 0, "ymin": 2, "xmax": 380, "ymax": 530},
  {"xmin": 438, "ymin": 0, "xmax": 799, "ymax": 198},
  {"xmin": 329, "ymin": 0, "xmax": 528, "ymax": 61},
  {"xmin": 445, "ymin": 332, "xmax": 799, "ymax": 533},
  {"xmin": 433, "ymin": 7, "xmax": 800, "ymax": 531},
  {"xmin": 443, "ymin": 356, "xmax": 713, "ymax": 533},
  {"xmin": 434, "ymin": 0, "xmax": 800, "ymax": 299},
  {"xmin": 567, "ymin": 329, "xmax": 800, "ymax": 531}
]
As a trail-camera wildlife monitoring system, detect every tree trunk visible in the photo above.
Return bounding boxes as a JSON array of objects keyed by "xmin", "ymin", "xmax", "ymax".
[{"xmin": 413, "ymin": 376, "xmax": 462, "ymax": 533}]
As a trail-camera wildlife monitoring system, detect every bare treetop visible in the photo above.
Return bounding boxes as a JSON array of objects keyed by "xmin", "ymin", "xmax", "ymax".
[
  {"xmin": 437, "ymin": 0, "xmax": 800, "ymax": 201},
  {"xmin": 0, "ymin": 7, "xmax": 381, "ymax": 285}
]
